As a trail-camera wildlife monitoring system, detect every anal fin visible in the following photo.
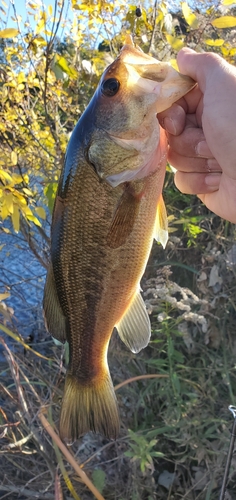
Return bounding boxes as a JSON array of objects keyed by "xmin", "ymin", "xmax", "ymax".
[
  {"xmin": 43, "ymin": 262, "xmax": 67, "ymax": 343},
  {"xmin": 116, "ymin": 291, "xmax": 151, "ymax": 353}
]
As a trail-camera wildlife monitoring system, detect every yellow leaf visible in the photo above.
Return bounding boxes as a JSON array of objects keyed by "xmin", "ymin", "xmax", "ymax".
[
  {"xmin": 28, "ymin": 2, "xmax": 37, "ymax": 9},
  {"xmin": 11, "ymin": 151, "xmax": 17, "ymax": 165},
  {"xmin": 35, "ymin": 18, "xmax": 45, "ymax": 34},
  {"xmin": 0, "ymin": 28, "xmax": 19, "ymax": 38},
  {"xmin": 18, "ymin": 72, "xmax": 26, "ymax": 84},
  {"xmin": 182, "ymin": 2, "xmax": 199, "ymax": 28},
  {"xmin": 222, "ymin": 0, "xmax": 236, "ymax": 4},
  {"xmin": 0, "ymin": 292, "xmax": 10, "ymax": 301},
  {"xmin": 212, "ymin": 16, "xmax": 236, "ymax": 28},
  {"xmin": 221, "ymin": 46, "xmax": 229, "ymax": 56},
  {"xmin": 35, "ymin": 206, "xmax": 46, "ymax": 219},
  {"xmin": 4, "ymin": 192, "xmax": 13, "ymax": 214},
  {"xmin": 11, "ymin": 204, "xmax": 20, "ymax": 232},
  {"xmin": 22, "ymin": 205, "xmax": 42, "ymax": 226},
  {"xmin": 166, "ymin": 34, "xmax": 185, "ymax": 51},
  {"xmin": 1, "ymin": 204, "xmax": 8, "ymax": 220},
  {"xmin": 48, "ymin": 4, "xmax": 53, "ymax": 15},
  {"xmin": 0, "ymin": 323, "xmax": 53, "ymax": 361},
  {"xmin": 12, "ymin": 174, "xmax": 23, "ymax": 184},
  {"xmin": 170, "ymin": 59, "xmax": 179, "ymax": 71},
  {"xmin": 205, "ymin": 38, "xmax": 225, "ymax": 46},
  {"xmin": 23, "ymin": 187, "xmax": 33, "ymax": 197},
  {"xmin": 33, "ymin": 35, "xmax": 47, "ymax": 46},
  {"xmin": 0, "ymin": 169, "xmax": 12, "ymax": 184}
]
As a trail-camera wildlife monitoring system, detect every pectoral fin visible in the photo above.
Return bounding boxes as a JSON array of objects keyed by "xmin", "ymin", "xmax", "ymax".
[
  {"xmin": 43, "ymin": 262, "xmax": 67, "ymax": 343},
  {"xmin": 116, "ymin": 291, "xmax": 151, "ymax": 353},
  {"xmin": 106, "ymin": 185, "xmax": 140, "ymax": 249},
  {"xmin": 154, "ymin": 195, "xmax": 168, "ymax": 249}
]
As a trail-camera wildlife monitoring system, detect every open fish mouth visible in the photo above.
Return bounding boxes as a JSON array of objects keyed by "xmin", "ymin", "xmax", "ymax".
[
  {"xmin": 123, "ymin": 56, "xmax": 196, "ymax": 113},
  {"xmin": 114, "ymin": 35, "xmax": 196, "ymax": 113}
]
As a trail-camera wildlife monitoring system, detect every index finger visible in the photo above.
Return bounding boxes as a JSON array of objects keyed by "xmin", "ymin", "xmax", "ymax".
[{"xmin": 174, "ymin": 84, "xmax": 202, "ymax": 114}]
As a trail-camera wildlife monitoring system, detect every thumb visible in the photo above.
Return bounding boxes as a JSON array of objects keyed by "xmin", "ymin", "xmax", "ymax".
[{"xmin": 177, "ymin": 48, "xmax": 226, "ymax": 93}]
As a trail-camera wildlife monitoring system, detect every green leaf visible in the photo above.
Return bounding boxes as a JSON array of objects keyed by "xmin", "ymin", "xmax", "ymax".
[
  {"xmin": 172, "ymin": 372, "xmax": 181, "ymax": 394},
  {"xmin": 150, "ymin": 451, "xmax": 164, "ymax": 457},
  {"xmin": 91, "ymin": 470, "xmax": 106, "ymax": 494},
  {"xmin": 0, "ymin": 28, "xmax": 19, "ymax": 38},
  {"xmin": 56, "ymin": 56, "xmax": 78, "ymax": 79},
  {"xmin": 44, "ymin": 182, "xmax": 57, "ymax": 213},
  {"xmin": 35, "ymin": 206, "xmax": 46, "ymax": 219},
  {"xmin": 212, "ymin": 16, "xmax": 236, "ymax": 28}
]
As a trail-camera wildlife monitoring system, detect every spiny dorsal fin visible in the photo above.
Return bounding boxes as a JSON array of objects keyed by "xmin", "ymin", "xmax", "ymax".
[
  {"xmin": 154, "ymin": 194, "xmax": 168, "ymax": 249},
  {"xmin": 125, "ymin": 34, "xmax": 134, "ymax": 47},
  {"xmin": 116, "ymin": 291, "xmax": 151, "ymax": 353}
]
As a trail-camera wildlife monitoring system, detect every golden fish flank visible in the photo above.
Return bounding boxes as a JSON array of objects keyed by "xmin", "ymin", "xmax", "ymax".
[{"xmin": 43, "ymin": 37, "xmax": 196, "ymax": 441}]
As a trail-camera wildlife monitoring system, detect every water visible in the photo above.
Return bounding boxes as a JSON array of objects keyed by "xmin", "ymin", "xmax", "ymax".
[{"xmin": 0, "ymin": 222, "xmax": 48, "ymax": 357}]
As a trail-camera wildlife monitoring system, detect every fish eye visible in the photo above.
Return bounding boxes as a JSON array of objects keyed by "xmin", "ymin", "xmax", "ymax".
[{"xmin": 101, "ymin": 78, "xmax": 120, "ymax": 97}]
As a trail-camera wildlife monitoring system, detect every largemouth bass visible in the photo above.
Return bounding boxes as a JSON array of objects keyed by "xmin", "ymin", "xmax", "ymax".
[{"xmin": 43, "ymin": 36, "xmax": 195, "ymax": 441}]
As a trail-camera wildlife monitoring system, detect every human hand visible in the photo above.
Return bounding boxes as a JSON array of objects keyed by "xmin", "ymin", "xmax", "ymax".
[{"xmin": 157, "ymin": 47, "xmax": 236, "ymax": 223}]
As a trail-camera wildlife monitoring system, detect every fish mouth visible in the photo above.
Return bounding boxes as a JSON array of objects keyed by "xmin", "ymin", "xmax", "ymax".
[{"xmin": 122, "ymin": 52, "xmax": 196, "ymax": 113}]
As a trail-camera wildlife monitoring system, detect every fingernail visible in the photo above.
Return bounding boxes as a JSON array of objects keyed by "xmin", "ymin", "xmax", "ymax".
[
  {"xmin": 205, "ymin": 173, "xmax": 221, "ymax": 188},
  {"xmin": 195, "ymin": 141, "xmax": 212, "ymax": 157},
  {"xmin": 163, "ymin": 117, "xmax": 176, "ymax": 135}
]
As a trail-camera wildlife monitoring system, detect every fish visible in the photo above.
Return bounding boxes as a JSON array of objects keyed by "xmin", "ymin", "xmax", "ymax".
[{"xmin": 43, "ymin": 36, "xmax": 195, "ymax": 441}]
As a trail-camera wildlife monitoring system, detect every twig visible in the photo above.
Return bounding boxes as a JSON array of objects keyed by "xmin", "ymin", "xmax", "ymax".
[
  {"xmin": 39, "ymin": 410, "xmax": 105, "ymax": 500},
  {"xmin": 0, "ymin": 338, "xmax": 55, "ymax": 478},
  {"xmin": 48, "ymin": 406, "xmax": 81, "ymax": 500},
  {"xmin": 1, "ymin": 432, "xmax": 33, "ymax": 450},
  {"xmin": 0, "ymin": 485, "xmax": 55, "ymax": 499},
  {"xmin": 149, "ymin": 0, "xmax": 158, "ymax": 53},
  {"xmin": 114, "ymin": 373, "xmax": 168, "ymax": 391},
  {"xmin": 219, "ymin": 405, "xmax": 236, "ymax": 500}
]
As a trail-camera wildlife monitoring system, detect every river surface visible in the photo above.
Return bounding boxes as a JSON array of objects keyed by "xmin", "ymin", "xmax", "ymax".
[{"xmin": 0, "ymin": 222, "xmax": 49, "ymax": 358}]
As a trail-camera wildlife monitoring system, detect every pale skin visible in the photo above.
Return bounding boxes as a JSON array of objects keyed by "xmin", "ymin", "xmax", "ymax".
[{"xmin": 157, "ymin": 47, "xmax": 236, "ymax": 224}]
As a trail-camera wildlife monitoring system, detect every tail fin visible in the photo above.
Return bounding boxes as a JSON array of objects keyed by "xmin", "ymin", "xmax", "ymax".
[{"xmin": 59, "ymin": 371, "xmax": 120, "ymax": 441}]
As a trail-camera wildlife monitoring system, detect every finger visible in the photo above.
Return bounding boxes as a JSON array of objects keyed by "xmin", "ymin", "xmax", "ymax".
[
  {"xmin": 199, "ymin": 175, "xmax": 236, "ymax": 224},
  {"xmin": 174, "ymin": 171, "xmax": 221, "ymax": 194},
  {"xmin": 175, "ymin": 85, "xmax": 203, "ymax": 115},
  {"xmin": 157, "ymin": 103, "xmax": 186, "ymax": 135},
  {"xmin": 167, "ymin": 127, "xmax": 214, "ymax": 159},
  {"xmin": 169, "ymin": 150, "xmax": 221, "ymax": 174},
  {"xmin": 177, "ymin": 48, "xmax": 226, "ymax": 93}
]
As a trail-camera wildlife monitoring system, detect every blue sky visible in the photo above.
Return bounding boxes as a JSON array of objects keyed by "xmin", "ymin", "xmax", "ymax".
[{"xmin": 2, "ymin": 0, "xmax": 70, "ymax": 34}]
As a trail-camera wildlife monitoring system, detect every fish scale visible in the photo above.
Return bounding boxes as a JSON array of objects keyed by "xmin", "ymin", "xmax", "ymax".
[{"xmin": 43, "ymin": 36, "xmax": 196, "ymax": 440}]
